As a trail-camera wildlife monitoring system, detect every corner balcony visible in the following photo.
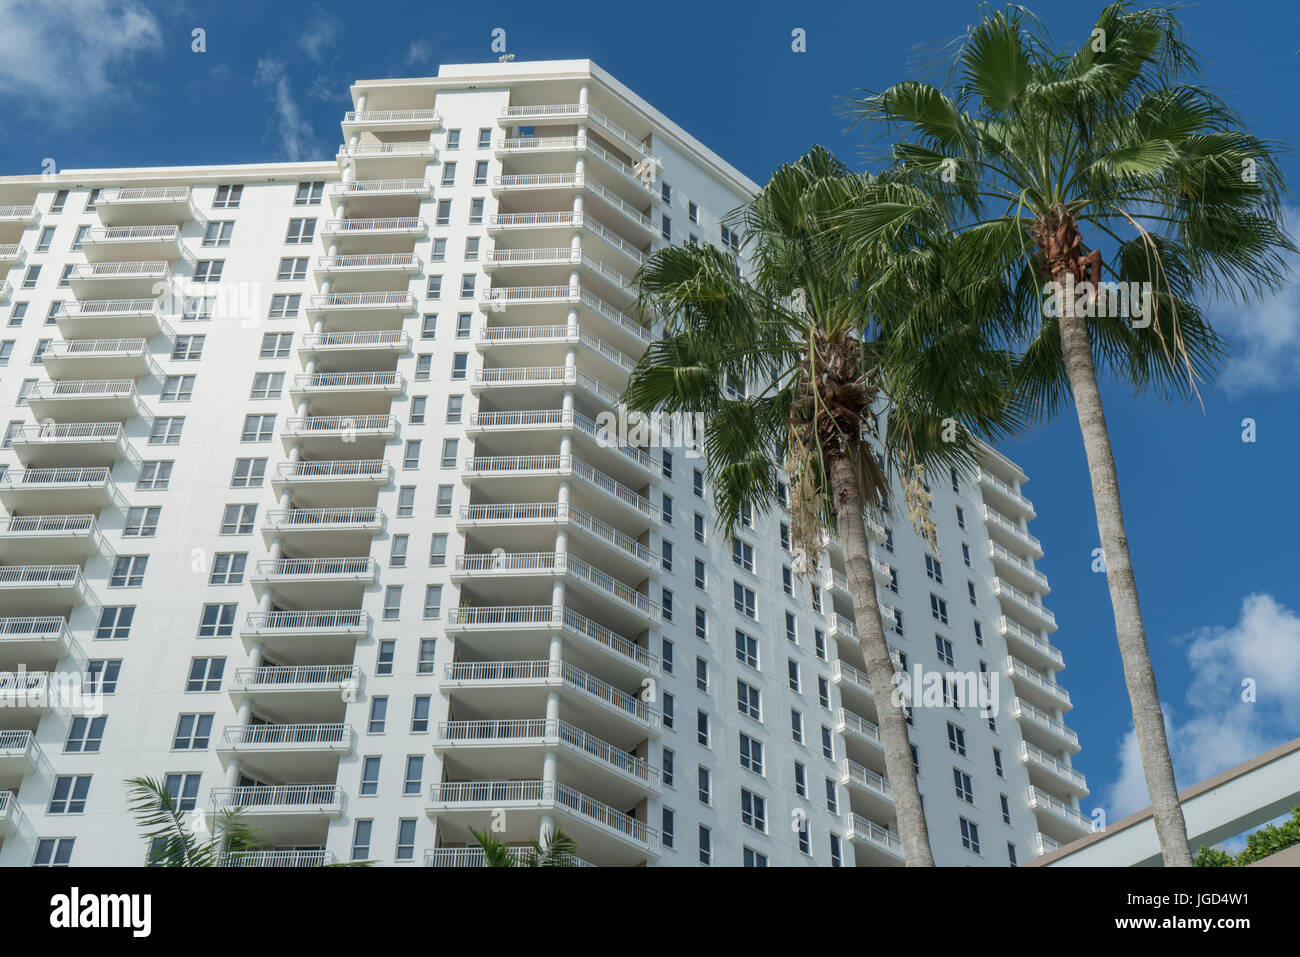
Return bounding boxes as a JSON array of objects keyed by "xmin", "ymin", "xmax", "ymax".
[
  {"xmin": 223, "ymin": 850, "xmax": 337, "ymax": 867},
  {"xmin": 0, "ymin": 514, "xmax": 101, "ymax": 564},
  {"xmin": 988, "ymin": 541, "xmax": 1049, "ymax": 594},
  {"xmin": 0, "ymin": 244, "xmax": 26, "ymax": 269},
  {"xmin": 280, "ymin": 414, "xmax": 398, "ymax": 458},
  {"xmin": 68, "ymin": 260, "xmax": 171, "ymax": 298},
  {"xmin": 26, "ymin": 379, "xmax": 140, "ymax": 422},
  {"xmin": 250, "ymin": 557, "xmax": 378, "ymax": 605},
  {"xmin": 0, "ymin": 467, "xmax": 115, "ymax": 513},
  {"xmin": 999, "ymin": 615, "xmax": 1065, "ymax": 672},
  {"xmin": 10, "ymin": 423, "xmax": 131, "ymax": 468},
  {"xmin": 210, "ymin": 785, "xmax": 343, "ymax": 845},
  {"xmin": 582, "ymin": 176, "xmax": 656, "ymax": 241},
  {"xmin": 55, "ymin": 298, "xmax": 162, "ymax": 339},
  {"xmin": 306, "ymin": 291, "xmax": 414, "ymax": 330},
  {"xmin": 342, "ymin": 109, "xmax": 440, "ymax": 133},
  {"xmin": 978, "ymin": 468, "xmax": 1035, "ymax": 517},
  {"xmin": 444, "ymin": 604, "xmax": 657, "ymax": 684},
  {"xmin": 840, "ymin": 758, "xmax": 895, "ymax": 821},
  {"xmin": 241, "ymin": 609, "xmax": 370, "ymax": 657},
  {"xmin": 499, "ymin": 104, "xmax": 657, "ymax": 164},
  {"xmin": 337, "ymin": 140, "xmax": 437, "ymax": 178},
  {"xmin": 1026, "ymin": 786, "xmax": 1093, "ymax": 843},
  {"xmin": 1006, "ymin": 656, "xmax": 1072, "ymax": 712},
  {"xmin": 427, "ymin": 779, "xmax": 657, "ymax": 866},
  {"xmin": 441, "ymin": 658, "xmax": 657, "ymax": 744},
  {"xmin": 0, "ymin": 730, "xmax": 41, "ymax": 785},
  {"xmin": 80, "ymin": 225, "xmax": 183, "ymax": 262},
  {"xmin": 297, "ymin": 330, "xmax": 410, "ymax": 371},
  {"xmin": 461, "ymin": 454, "xmax": 658, "ymax": 529},
  {"xmin": 1019, "ymin": 741, "xmax": 1089, "ymax": 797},
  {"xmin": 845, "ymin": 813, "xmax": 905, "ymax": 866},
  {"xmin": 584, "ymin": 140, "xmax": 660, "ymax": 204},
  {"xmin": 0, "ymin": 789, "xmax": 20, "ymax": 839},
  {"xmin": 425, "ymin": 847, "xmax": 594, "ymax": 867},
  {"xmin": 0, "ymin": 617, "xmax": 76, "ymax": 669},
  {"xmin": 326, "ymin": 178, "xmax": 431, "ymax": 214},
  {"xmin": 288, "ymin": 371, "xmax": 403, "ymax": 415},
  {"xmin": 0, "ymin": 564, "xmax": 90, "ymax": 613},
  {"xmin": 94, "ymin": 187, "xmax": 194, "ymax": 226},
  {"xmin": 41, "ymin": 337, "xmax": 152, "ymax": 380},
  {"xmin": 230, "ymin": 665, "xmax": 361, "ymax": 722},
  {"xmin": 0, "ymin": 205, "xmax": 40, "ymax": 240},
  {"xmin": 1033, "ymin": 832, "xmax": 1062, "ymax": 858},
  {"xmin": 262, "ymin": 506, "xmax": 384, "ymax": 554},
  {"xmin": 993, "ymin": 577, "xmax": 1057, "ymax": 633},
  {"xmin": 981, "ymin": 504, "xmax": 1043, "ymax": 559},
  {"xmin": 1010, "ymin": 698, "xmax": 1081, "ymax": 754},
  {"xmin": 314, "ymin": 253, "xmax": 420, "ymax": 292},
  {"xmin": 320, "ymin": 217, "xmax": 426, "ymax": 253},
  {"xmin": 271, "ymin": 459, "xmax": 391, "ymax": 508},
  {"xmin": 217, "ymin": 723, "xmax": 354, "ymax": 777},
  {"xmin": 434, "ymin": 718, "xmax": 659, "ymax": 805}
]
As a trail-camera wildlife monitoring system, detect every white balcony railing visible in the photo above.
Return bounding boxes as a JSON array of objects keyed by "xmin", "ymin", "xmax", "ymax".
[
  {"xmin": 437, "ymin": 718, "xmax": 657, "ymax": 785},
  {"xmin": 245, "ymin": 609, "xmax": 369, "ymax": 632},
  {"xmin": 1020, "ymin": 741, "xmax": 1088, "ymax": 789},
  {"xmin": 221, "ymin": 723, "xmax": 352, "ymax": 747}
]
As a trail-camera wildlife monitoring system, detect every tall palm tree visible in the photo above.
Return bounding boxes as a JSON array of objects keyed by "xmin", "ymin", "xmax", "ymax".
[
  {"xmin": 625, "ymin": 146, "xmax": 1024, "ymax": 866},
  {"xmin": 850, "ymin": 2, "xmax": 1294, "ymax": 865},
  {"xmin": 469, "ymin": 825, "xmax": 580, "ymax": 866}
]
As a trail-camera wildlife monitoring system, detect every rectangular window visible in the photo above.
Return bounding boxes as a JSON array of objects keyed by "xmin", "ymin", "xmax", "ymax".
[
  {"xmin": 171, "ymin": 714, "xmax": 212, "ymax": 750},
  {"xmin": 48, "ymin": 775, "xmax": 92, "ymax": 814},
  {"xmin": 94, "ymin": 607, "xmax": 133, "ymax": 641},
  {"xmin": 213, "ymin": 184, "xmax": 243, "ymax": 208},
  {"xmin": 122, "ymin": 506, "xmax": 161, "ymax": 537},
  {"xmin": 203, "ymin": 221, "xmax": 234, "ymax": 247},
  {"xmin": 185, "ymin": 657, "xmax": 225, "ymax": 692},
  {"xmin": 161, "ymin": 374, "xmax": 196, "ymax": 402},
  {"xmin": 285, "ymin": 217, "xmax": 316, "ymax": 244},
  {"xmin": 193, "ymin": 260, "xmax": 224, "ymax": 283},
  {"xmin": 230, "ymin": 458, "xmax": 266, "ymax": 488},
  {"xmin": 197, "ymin": 603, "xmax": 237, "ymax": 638},
  {"xmin": 109, "ymin": 555, "xmax": 147, "ymax": 587},
  {"xmin": 209, "ymin": 552, "xmax": 247, "ymax": 585}
]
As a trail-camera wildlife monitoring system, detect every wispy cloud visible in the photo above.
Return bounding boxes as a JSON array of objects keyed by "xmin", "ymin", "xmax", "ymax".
[
  {"xmin": 1104, "ymin": 593, "xmax": 1300, "ymax": 820},
  {"xmin": 405, "ymin": 39, "xmax": 433, "ymax": 67},
  {"xmin": 1212, "ymin": 206, "xmax": 1300, "ymax": 395},
  {"xmin": 253, "ymin": 56, "xmax": 321, "ymax": 161},
  {"xmin": 0, "ymin": 0, "xmax": 162, "ymax": 121},
  {"xmin": 298, "ymin": 7, "xmax": 341, "ymax": 62}
]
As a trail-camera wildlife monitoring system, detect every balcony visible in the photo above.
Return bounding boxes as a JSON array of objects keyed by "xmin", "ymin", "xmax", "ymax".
[
  {"xmin": 306, "ymin": 291, "xmax": 414, "ymax": 329},
  {"xmin": 217, "ymin": 723, "xmax": 354, "ymax": 780},
  {"xmin": 0, "ymin": 617, "xmax": 76, "ymax": 669},
  {"xmin": 978, "ymin": 468, "xmax": 1035, "ymax": 517},
  {"xmin": 988, "ymin": 541, "xmax": 1050, "ymax": 593},
  {"xmin": 288, "ymin": 371, "xmax": 403, "ymax": 415},
  {"xmin": 320, "ymin": 217, "xmax": 426, "ymax": 253},
  {"xmin": 425, "ymin": 847, "xmax": 594, "ymax": 867},
  {"xmin": 56, "ymin": 298, "xmax": 162, "ymax": 338},
  {"xmin": 0, "ymin": 280, "xmax": 8, "ymax": 304},
  {"xmin": 0, "ymin": 205, "xmax": 40, "ymax": 240},
  {"xmin": 10, "ymin": 423, "xmax": 131, "ymax": 467},
  {"xmin": 582, "ymin": 177, "xmax": 656, "ymax": 240},
  {"xmin": 241, "ymin": 609, "xmax": 370, "ymax": 656},
  {"xmin": 500, "ymin": 104, "xmax": 657, "ymax": 162},
  {"xmin": 297, "ymin": 330, "xmax": 410, "ymax": 370},
  {"xmin": 210, "ymin": 785, "xmax": 343, "ymax": 845},
  {"xmin": 0, "ymin": 789, "xmax": 20, "ymax": 839},
  {"xmin": 845, "ymin": 813, "xmax": 905, "ymax": 865},
  {"xmin": 827, "ymin": 613, "xmax": 859, "ymax": 645},
  {"xmin": 0, "ymin": 670, "xmax": 54, "ymax": 719},
  {"xmin": 0, "ymin": 244, "xmax": 26, "ymax": 269},
  {"xmin": 336, "ymin": 140, "xmax": 437, "ymax": 177},
  {"xmin": 327, "ymin": 178, "xmax": 431, "ymax": 214},
  {"xmin": 1006, "ymin": 656, "xmax": 1072, "ymax": 712},
  {"xmin": 1010, "ymin": 698, "xmax": 1081, "ymax": 754},
  {"xmin": 41, "ymin": 337, "xmax": 152, "ymax": 380},
  {"xmin": 495, "ymin": 134, "xmax": 580, "ymax": 157},
  {"xmin": 280, "ymin": 414, "xmax": 398, "ymax": 457},
  {"xmin": 836, "ymin": 707, "xmax": 886, "ymax": 771},
  {"xmin": 1033, "ymin": 832, "xmax": 1062, "ymax": 858},
  {"xmin": 999, "ymin": 615, "xmax": 1065, "ymax": 671},
  {"xmin": 223, "ymin": 850, "xmax": 336, "ymax": 867},
  {"xmin": 250, "ymin": 557, "xmax": 378, "ymax": 604},
  {"xmin": 231, "ymin": 665, "xmax": 361, "ymax": 722},
  {"xmin": 0, "ymin": 730, "xmax": 41, "ymax": 785},
  {"xmin": 80, "ymin": 225, "xmax": 183, "ymax": 262},
  {"xmin": 427, "ymin": 779, "xmax": 657, "ymax": 865},
  {"xmin": 0, "ymin": 564, "xmax": 90, "ymax": 613},
  {"xmin": 831, "ymin": 659, "xmax": 877, "ymax": 715},
  {"xmin": 981, "ymin": 504, "xmax": 1043, "ymax": 558},
  {"xmin": 262, "ymin": 506, "xmax": 383, "ymax": 554},
  {"xmin": 0, "ymin": 514, "xmax": 101, "ymax": 563},
  {"xmin": 342, "ymin": 109, "xmax": 440, "ymax": 133},
  {"xmin": 26, "ymin": 378, "xmax": 140, "ymax": 422},
  {"xmin": 840, "ymin": 759, "xmax": 895, "ymax": 820},
  {"xmin": 314, "ymin": 253, "xmax": 420, "ymax": 292},
  {"xmin": 271, "ymin": 459, "xmax": 391, "ymax": 508},
  {"xmin": 487, "ymin": 210, "xmax": 581, "ymax": 240},
  {"xmin": 444, "ymin": 604, "xmax": 656, "ymax": 683},
  {"xmin": 93, "ymin": 187, "xmax": 194, "ymax": 226},
  {"xmin": 993, "ymin": 578, "xmax": 1057, "ymax": 632},
  {"xmin": 1019, "ymin": 740, "xmax": 1089, "ymax": 797},
  {"xmin": 490, "ymin": 172, "xmax": 581, "ymax": 196},
  {"xmin": 1026, "ymin": 786, "xmax": 1093, "ymax": 842},
  {"xmin": 68, "ymin": 260, "xmax": 170, "ymax": 298},
  {"xmin": 0, "ymin": 467, "xmax": 115, "ymax": 513},
  {"xmin": 434, "ymin": 718, "xmax": 658, "ymax": 804}
]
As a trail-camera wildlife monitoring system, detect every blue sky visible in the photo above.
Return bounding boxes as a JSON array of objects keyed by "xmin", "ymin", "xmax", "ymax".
[{"xmin": 3, "ymin": 0, "xmax": 1298, "ymax": 828}]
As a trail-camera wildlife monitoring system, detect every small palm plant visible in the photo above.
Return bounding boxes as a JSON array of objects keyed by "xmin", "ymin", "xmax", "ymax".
[
  {"xmin": 469, "ymin": 825, "xmax": 580, "ymax": 866},
  {"xmin": 127, "ymin": 776, "xmax": 258, "ymax": 867},
  {"xmin": 625, "ymin": 145, "xmax": 1024, "ymax": 865},
  {"xmin": 850, "ymin": 2, "xmax": 1294, "ymax": 865}
]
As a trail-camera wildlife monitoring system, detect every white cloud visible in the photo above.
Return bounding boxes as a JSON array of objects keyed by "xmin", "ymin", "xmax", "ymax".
[
  {"xmin": 298, "ymin": 8, "xmax": 340, "ymax": 62},
  {"xmin": 1212, "ymin": 206, "xmax": 1300, "ymax": 394},
  {"xmin": 405, "ymin": 39, "xmax": 433, "ymax": 66},
  {"xmin": 1103, "ymin": 594, "xmax": 1300, "ymax": 820},
  {"xmin": 252, "ymin": 56, "xmax": 321, "ymax": 162},
  {"xmin": 0, "ymin": 0, "xmax": 162, "ymax": 118}
]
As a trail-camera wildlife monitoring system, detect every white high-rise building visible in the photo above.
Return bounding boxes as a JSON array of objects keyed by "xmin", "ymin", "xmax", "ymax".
[{"xmin": 0, "ymin": 60, "xmax": 1086, "ymax": 868}]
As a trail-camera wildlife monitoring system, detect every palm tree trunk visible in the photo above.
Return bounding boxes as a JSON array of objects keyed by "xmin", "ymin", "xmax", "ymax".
[
  {"xmin": 1056, "ymin": 286, "xmax": 1193, "ymax": 867},
  {"xmin": 828, "ymin": 451, "xmax": 934, "ymax": 866}
]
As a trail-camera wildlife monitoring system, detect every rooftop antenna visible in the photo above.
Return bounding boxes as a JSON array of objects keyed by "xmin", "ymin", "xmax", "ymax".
[{"xmin": 498, "ymin": 53, "xmax": 515, "ymax": 62}]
